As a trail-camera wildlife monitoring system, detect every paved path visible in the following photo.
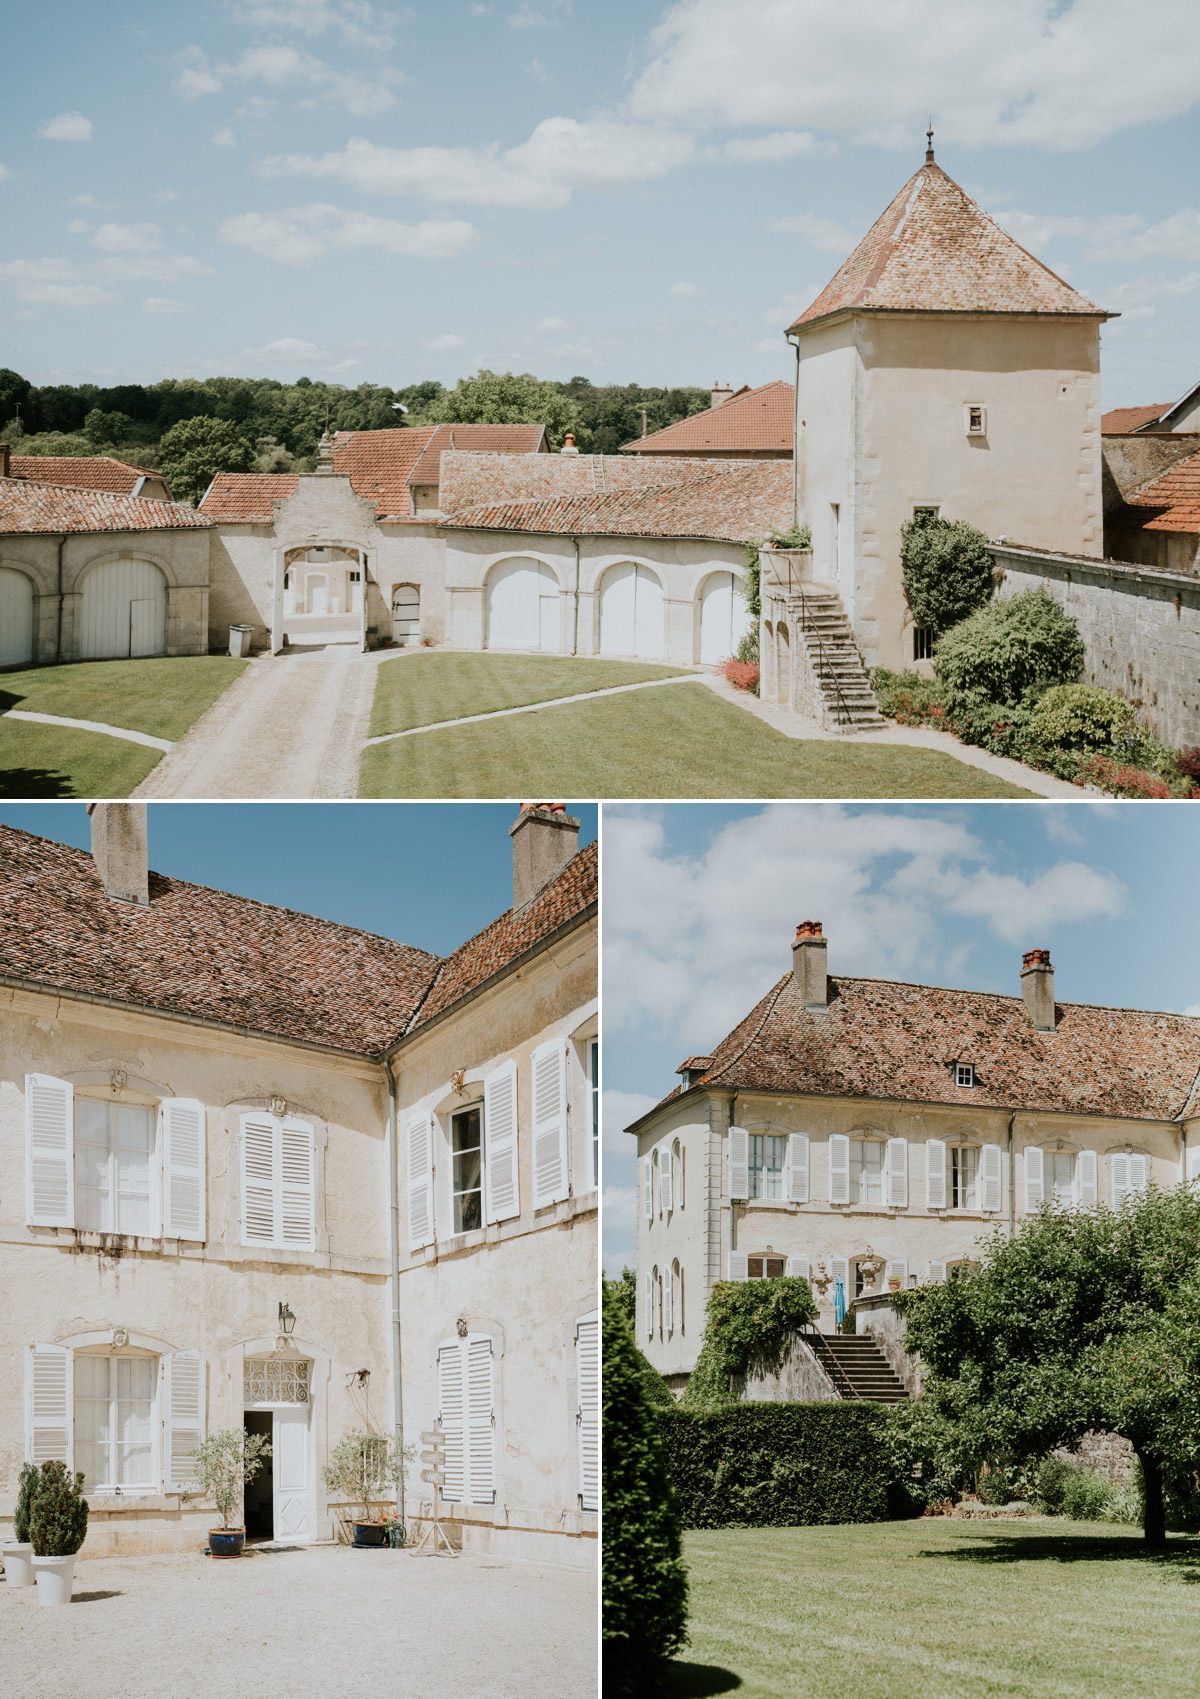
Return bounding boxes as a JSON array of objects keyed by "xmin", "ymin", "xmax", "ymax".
[
  {"xmin": 1, "ymin": 709, "xmax": 172, "ymax": 752},
  {"xmin": 366, "ymin": 670, "xmax": 697, "ymax": 745}
]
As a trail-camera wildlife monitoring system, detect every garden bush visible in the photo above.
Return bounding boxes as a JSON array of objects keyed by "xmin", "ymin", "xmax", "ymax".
[
  {"xmin": 1034, "ymin": 1456, "xmax": 1073, "ymax": 1514},
  {"xmin": 659, "ymin": 1403, "xmax": 892, "ymax": 1529},
  {"xmin": 720, "ymin": 658, "xmax": 760, "ymax": 693},
  {"xmin": 900, "ymin": 512, "xmax": 995, "ymax": 636},
  {"xmin": 934, "ymin": 588, "xmax": 1084, "ymax": 709},
  {"xmin": 735, "ymin": 626, "xmax": 759, "ymax": 666},
  {"xmin": 681, "ymin": 1276, "xmax": 817, "ymax": 1412},
  {"xmin": 27, "ymin": 1461, "xmax": 89, "ymax": 1557},
  {"xmin": 12, "ymin": 1462, "xmax": 38, "ymax": 1543},
  {"xmin": 870, "ymin": 668, "xmax": 949, "ymax": 726},
  {"xmin": 1061, "ymin": 1466, "xmax": 1115, "ymax": 1521},
  {"xmin": 1029, "ymin": 683, "xmax": 1139, "ymax": 753}
]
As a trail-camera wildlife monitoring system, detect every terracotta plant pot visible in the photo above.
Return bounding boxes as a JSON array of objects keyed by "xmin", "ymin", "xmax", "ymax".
[
  {"xmin": 32, "ymin": 1554, "xmax": 77, "ymax": 1606},
  {"xmin": 208, "ymin": 1528, "xmax": 246, "ymax": 1558},
  {"xmin": 2, "ymin": 1541, "xmax": 35, "ymax": 1588},
  {"xmin": 352, "ymin": 1521, "xmax": 388, "ymax": 1547}
]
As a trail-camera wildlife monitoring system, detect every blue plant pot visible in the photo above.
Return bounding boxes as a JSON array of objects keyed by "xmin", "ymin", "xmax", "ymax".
[
  {"xmin": 209, "ymin": 1529, "xmax": 245, "ymax": 1558},
  {"xmin": 352, "ymin": 1522, "xmax": 388, "ymax": 1547}
]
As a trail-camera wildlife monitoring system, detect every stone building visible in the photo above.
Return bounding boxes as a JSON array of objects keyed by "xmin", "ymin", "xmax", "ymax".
[
  {"xmin": 621, "ymin": 381, "xmax": 794, "ymax": 461},
  {"xmin": 627, "ymin": 920, "xmax": 1200, "ymax": 1386},
  {"xmin": 0, "ymin": 803, "xmax": 597, "ymax": 1564}
]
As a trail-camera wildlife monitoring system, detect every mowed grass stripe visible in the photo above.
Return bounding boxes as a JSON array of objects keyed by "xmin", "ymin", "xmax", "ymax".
[
  {"xmin": 359, "ymin": 681, "xmax": 1034, "ymax": 798},
  {"xmin": 0, "ymin": 656, "xmax": 249, "ymax": 743},
  {"xmin": 0, "ymin": 718, "xmax": 162, "ymax": 798}
]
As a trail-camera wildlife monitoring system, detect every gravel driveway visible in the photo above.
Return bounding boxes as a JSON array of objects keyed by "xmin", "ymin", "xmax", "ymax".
[{"xmin": 2, "ymin": 1543, "xmax": 598, "ymax": 1698}]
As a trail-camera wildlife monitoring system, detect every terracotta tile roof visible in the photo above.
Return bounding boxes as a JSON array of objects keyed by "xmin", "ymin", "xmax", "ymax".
[
  {"xmin": 403, "ymin": 423, "xmax": 548, "ymax": 494},
  {"xmin": 408, "ymin": 840, "xmax": 597, "ymax": 1033},
  {"xmin": 621, "ymin": 383, "xmax": 793, "ymax": 455},
  {"xmin": 1102, "ymin": 405, "xmax": 1172, "ymax": 434},
  {"xmin": 9, "ymin": 455, "xmax": 170, "ymax": 497},
  {"xmin": 329, "ymin": 426, "xmax": 435, "ymax": 518},
  {"xmin": 198, "ymin": 472, "xmax": 301, "ymax": 522},
  {"xmin": 0, "ymin": 478, "xmax": 211, "ymax": 535},
  {"xmin": 0, "ymin": 826, "xmax": 440, "ymax": 1055},
  {"xmin": 1125, "ymin": 448, "xmax": 1200, "ymax": 534},
  {"xmin": 790, "ymin": 160, "xmax": 1107, "ymax": 331},
  {"xmin": 644, "ymin": 973, "xmax": 1200, "ymax": 1125}
]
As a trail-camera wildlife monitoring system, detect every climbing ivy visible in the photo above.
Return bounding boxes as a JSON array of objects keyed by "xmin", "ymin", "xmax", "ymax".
[
  {"xmin": 680, "ymin": 1277, "xmax": 817, "ymax": 1412},
  {"xmin": 743, "ymin": 522, "xmax": 812, "ymax": 621}
]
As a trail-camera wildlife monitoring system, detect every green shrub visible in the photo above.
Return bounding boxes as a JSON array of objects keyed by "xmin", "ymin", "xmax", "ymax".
[
  {"xmin": 602, "ymin": 1284, "xmax": 689, "ymax": 1693},
  {"xmin": 605, "ymin": 1267, "xmax": 638, "ymax": 1332},
  {"xmin": 659, "ymin": 1403, "xmax": 892, "ymax": 1529},
  {"xmin": 1034, "ymin": 1456, "xmax": 1073, "ymax": 1514},
  {"xmin": 934, "ymin": 589, "xmax": 1084, "ymax": 709},
  {"xmin": 870, "ymin": 668, "xmax": 949, "ymax": 726},
  {"xmin": 1061, "ymin": 1467, "xmax": 1116, "ymax": 1522},
  {"xmin": 27, "ymin": 1461, "xmax": 89, "ymax": 1557},
  {"xmin": 900, "ymin": 513, "xmax": 995, "ymax": 636},
  {"xmin": 12, "ymin": 1462, "xmax": 38, "ymax": 1543},
  {"xmin": 1029, "ymin": 683, "xmax": 1139, "ymax": 753},
  {"xmin": 977, "ymin": 1467, "xmax": 1016, "ymax": 1506},
  {"xmin": 681, "ymin": 1277, "xmax": 817, "ymax": 1412},
  {"xmin": 736, "ymin": 625, "xmax": 759, "ymax": 666}
]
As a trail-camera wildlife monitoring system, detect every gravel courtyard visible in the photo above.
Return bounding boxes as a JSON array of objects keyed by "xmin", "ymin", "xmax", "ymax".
[{"xmin": 2, "ymin": 1543, "xmax": 597, "ymax": 1698}]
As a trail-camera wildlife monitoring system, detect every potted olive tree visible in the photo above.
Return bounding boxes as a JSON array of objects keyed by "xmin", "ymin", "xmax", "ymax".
[
  {"xmin": 2, "ymin": 1464, "xmax": 39, "ymax": 1588},
  {"xmin": 189, "ymin": 1428, "xmax": 272, "ymax": 1557},
  {"xmin": 29, "ymin": 1461, "xmax": 89, "ymax": 1606},
  {"xmin": 321, "ymin": 1429, "xmax": 413, "ymax": 1547}
]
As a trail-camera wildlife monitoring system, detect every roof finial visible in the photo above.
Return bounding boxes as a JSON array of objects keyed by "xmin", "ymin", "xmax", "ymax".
[{"xmin": 925, "ymin": 118, "xmax": 935, "ymax": 165}]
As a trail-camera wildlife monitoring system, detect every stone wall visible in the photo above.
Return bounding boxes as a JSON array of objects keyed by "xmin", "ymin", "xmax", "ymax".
[
  {"xmin": 854, "ymin": 1294, "xmax": 924, "ymax": 1398},
  {"xmin": 1052, "ymin": 1430, "xmax": 1136, "ymax": 1485},
  {"xmin": 738, "ymin": 1334, "xmax": 839, "ymax": 1403}
]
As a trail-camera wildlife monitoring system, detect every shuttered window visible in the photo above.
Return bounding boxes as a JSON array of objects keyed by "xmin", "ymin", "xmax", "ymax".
[
  {"xmin": 728, "ymin": 1127, "xmax": 750, "ymax": 1200},
  {"xmin": 26, "ymin": 1074, "xmax": 75, "ymax": 1227},
  {"xmin": 483, "ymin": 1061, "xmax": 520, "ymax": 1224},
  {"xmin": 885, "ymin": 1139, "xmax": 909, "ymax": 1208},
  {"xmin": 75, "ymin": 1354, "xmax": 156, "ymax": 1492},
  {"xmin": 728, "ymin": 1250, "xmax": 748, "ymax": 1280},
  {"xmin": 926, "ymin": 1139, "xmax": 947, "ymax": 1209},
  {"xmin": 787, "ymin": 1255, "xmax": 810, "ymax": 1279},
  {"xmin": 659, "ymin": 1142, "xmax": 674, "ymax": 1213},
  {"xmin": 1112, "ymin": 1152, "xmax": 1148, "ymax": 1209},
  {"xmin": 828, "ymin": 1134, "xmax": 850, "ymax": 1206},
  {"xmin": 786, "ymin": 1134, "xmax": 809, "ymax": 1203},
  {"xmin": 162, "ymin": 1099, "xmax": 206, "ymax": 1240},
  {"xmin": 643, "ymin": 1155, "xmax": 654, "ymax": 1221},
  {"xmin": 576, "ymin": 1313, "xmax": 599, "ymax": 1512},
  {"xmin": 437, "ymin": 1335, "xmax": 496, "ymax": 1505},
  {"xmin": 1024, "ymin": 1146, "xmax": 1045, "ymax": 1212},
  {"xmin": 165, "ymin": 1350, "xmax": 206, "ymax": 1489},
  {"xmin": 75, "ymin": 1099, "xmax": 153, "ymax": 1235},
  {"xmin": 26, "ymin": 1343, "xmax": 72, "ymax": 1468},
  {"xmin": 406, "ymin": 1112, "xmax": 435, "ymax": 1250},
  {"xmin": 241, "ymin": 1113, "xmax": 316, "ymax": 1250},
  {"xmin": 749, "ymin": 1133, "xmax": 785, "ymax": 1200},
  {"xmin": 981, "ymin": 1144, "xmax": 1003, "ymax": 1212},
  {"xmin": 531, "ymin": 1040, "xmax": 570, "ymax": 1208},
  {"xmin": 849, "ymin": 1137, "xmax": 885, "ymax": 1205}
]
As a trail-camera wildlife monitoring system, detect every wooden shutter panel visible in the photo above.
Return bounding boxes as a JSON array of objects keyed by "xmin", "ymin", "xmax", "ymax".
[
  {"xmin": 162, "ymin": 1097, "xmax": 206, "ymax": 1241},
  {"xmin": 1130, "ymin": 1153, "xmax": 1148, "ymax": 1194},
  {"xmin": 465, "ymin": 1336, "xmax": 496, "ymax": 1504},
  {"xmin": 886, "ymin": 1139, "xmax": 908, "ymax": 1208},
  {"xmin": 406, "ymin": 1112, "xmax": 435, "ymax": 1250},
  {"xmin": 165, "ymin": 1350, "xmax": 206, "ymax": 1488},
  {"xmin": 484, "ymin": 1061, "xmax": 520, "ymax": 1223},
  {"xmin": 1111, "ymin": 1151, "xmax": 1129, "ymax": 1208},
  {"xmin": 1078, "ymin": 1149, "xmax": 1098, "ymax": 1210},
  {"xmin": 728, "ymin": 1250, "xmax": 748, "ymax": 1281},
  {"xmin": 437, "ymin": 1341, "xmax": 466, "ymax": 1503},
  {"xmin": 659, "ymin": 1144, "xmax": 674, "ymax": 1214},
  {"xmin": 280, "ymin": 1118, "xmax": 315, "ymax": 1249},
  {"xmin": 828, "ymin": 1134, "xmax": 850, "ymax": 1205},
  {"xmin": 26, "ymin": 1343, "xmax": 72, "ymax": 1468},
  {"xmin": 26, "ymin": 1073, "xmax": 74, "ymax": 1228},
  {"xmin": 644, "ymin": 1270, "xmax": 653, "ymax": 1337},
  {"xmin": 927, "ymin": 1261, "xmax": 947, "ymax": 1283},
  {"xmin": 241, "ymin": 1114, "xmax": 276, "ymax": 1246},
  {"xmin": 887, "ymin": 1258, "xmax": 908, "ymax": 1286},
  {"xmin": 663, "ymin": 1264, "xmax": 674, "ymax": 1332},
  {"xmin": 728, "ymin": 1127, "xmax": 749, "ymax": 1200},
  {"xmin": 787, "ymin": 1255, "xmax": 810, "ymax": 1279},
  {"xmin": 643, "ymin": 1155, "xmax": 654, "ymax": 1220},
  {"xmin": 576, "ymin": 1314, "xmax": 599, "ymax": 1512},
  {"xmin": 830, "ymin": 1256, "xmax": 849, "ymax": 1296},
  {"xmin": 1024, "ymin": 1146, "xmax": 1044, "ymax": 1212},
  {"xmin": 531, "ymin": 1040, "xmax": 569, "ymax": 1208},
  {"xmin": 981, "ymin": 1143, "xmax": 1002, "ymax": 1212},
  {"xmin": 926, "ymin": 1139, "xmax": 947, "ymax": 1209},
  {"xmin": 787, "ymin": 1134, "xmax": 809, "ymax": 1203},
  {"xmin": 1189, "ymin": 1143, "xmax": 1200, "ymax": 1184}
]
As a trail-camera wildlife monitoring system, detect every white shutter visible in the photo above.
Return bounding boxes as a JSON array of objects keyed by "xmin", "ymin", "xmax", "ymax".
[
  {"xmin": 830, "ymin": 1256, "xmax": 849, "ymax": 1296},
  {"xmin": 787, "ymin": 1134, "xmax": 809, "ymax": 1203},
  {"xmin": 926, "ymin": 1139, "xmax": 947, "ymax": 1209},
  {"xmin": 787, "ymin": 1255, "xmax": 810, "ymax": 1280},
  {"xmin": 530, "ymin": 1041, "xmax": 568, "ymax": 1208},
  {"xmin": 927, "ymin": 1261, "xmax": 947, "ymax": 1283},
  {"xmin": 886, "ymin": 1138, "xmax": 908, "ymax": 1208},
  {"xmin": 406, "ymin": 1112, "xmax": 435, "ymax": 1250},
  {"xmin": 663, "ymin": 1265, "xmax": 674, "ymax": 1333},
  {"xmin": 1078, "ymin": 1148, "xmax": 1098, "ymax": 1210},
  {"xmin": 644, "ymin": 1270, "xmax": 653, "ymax": 1337},
  {"xmin": 242, "ymin": 1114, "xmax": 277, "ymax": 1246},
  {"xmin": 1130, "ymin": 1153, "xmax": 1148, "ymax": 1195},
  {"xmin": 643, "ymin": 1155, "xmax": 654, "ymax": 1221},
  {"xmin": 576, "ymin": 1314, "xmax": 599, "ymax": 1512},
  {"xmin": 660, "ymin": 1144, "xmax": 674, "ymax": 1214},
  {"xmin": 438, "ymin": 1341, "xmax": 466, "ymax": 1503},
  {"xmin": 728, "ymin": 1126, "xmax": 749, "ymax": 1200},
  {"xmin": 887, "ymin": 1258, "xmax": 908, "ymax": 1286},
  {"xmin": 829, "ymin": 1133, "xmax": 850, "ymax": 1205},
  {"xmin": 26, "ymin": 1343, "xmax": 72, "ymax": 1467},
  {"xmin": 165, "ymin": 1350, "xmax": 206, "ymax": 1489},
  {"xmin": 280, "ymin": 1118, "xmax": 315, "ymax": 1249},
  {"xmin": 728, "ymin": 1250, "xmax": 748, "ymax": 1281},
  {"xmin": 1111, "ymin": 1151, "xmax": 1130, "ymax": 1209},
  {"xmin": 25, "ymin": 1073, "xmax": 74, "ymax": 1228},
  {"xmin": 1189, "ymin": 1143, "xmax": 1200, "ymax": 1184},
  {"xmin": 465, "ymin": 1336, "xmax": 496, "ymax": 1505},
  {"xmin": 1025, "ymin": 1146, "xmax": 1044, "ymax": 1212},
  {"xmin": 162, "ymin": 1097, "xmax": 206, "ymax": 1241},
  {"xmin": 484, "ymin": 1061, "xmax": 520, "ymax": 1223},
  {"xmin": 981, "ymin": 1143, "xmax": 1003, "ymax": 1212}
]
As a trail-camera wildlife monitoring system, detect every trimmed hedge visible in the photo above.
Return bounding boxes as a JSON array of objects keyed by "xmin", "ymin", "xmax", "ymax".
[{"xmin": 658, "ymin": 1402, "xmax": 892, "ymax": 1529}]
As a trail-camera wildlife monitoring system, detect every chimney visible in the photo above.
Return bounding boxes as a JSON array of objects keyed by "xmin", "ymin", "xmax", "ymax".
[
  {"xmin": 88, "ymin": 803, "xmax": 150, "ymax": 906},
  {"xmin": 510, "ymin": 803, "xmax": 580, "ymax": 912},
  {"xmin": 0, "ymin": 443, "xmax": 10, "ymax": 479},
  {"xmin": 559, "ymin": 432, "xmax": 580, "ymax": 456},
  {"xmin": 710, "ymin": 382, "xmax": 734, "ymax": 410},
  {"xmin": 1020, "ymin": 948, "xmax": 1056, "ymax": 1032},
  {"xmin": 792, "ymin": 920, "xmax": 828, "ymax": 1011}
]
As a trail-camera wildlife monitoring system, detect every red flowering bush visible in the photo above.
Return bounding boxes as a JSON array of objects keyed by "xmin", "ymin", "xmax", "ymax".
[
  {"xmin": 1077, "ymin": 755, "xmax": 1173, "ymax": 799},
  {"xmin": 720, "ymin": 658, "xmax": 760, "ymax": 693}
]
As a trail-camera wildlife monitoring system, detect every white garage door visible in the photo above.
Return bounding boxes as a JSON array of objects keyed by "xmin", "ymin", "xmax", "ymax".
[
  {"xmin": 486, "ymin": 558, "xmax": 560, "ymax": 652},
  {"xmin": 599, "ymin": 563, "xmax": 664, "ymax": 659},
  {"xmin": 0, "ymin": 568, "xmax": 34, "ymax": 668},
  {"xmin": 699, "ymin": 571, "xmax": 751, "ymax": 664},
  {"xmin": 81, "ymin": 559, "xmax": 167, "ymax": 660}
]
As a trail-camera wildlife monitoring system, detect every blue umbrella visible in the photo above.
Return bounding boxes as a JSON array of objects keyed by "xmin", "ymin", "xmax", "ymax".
[{"xmin": 833, "ymin": 1276, "xmax": 846, "ymax": 1327}]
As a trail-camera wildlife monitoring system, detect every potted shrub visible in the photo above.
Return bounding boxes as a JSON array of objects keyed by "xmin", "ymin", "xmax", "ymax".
[
  {"xmin": 321, "ymin": 1429, "xmax": 413, "ymax": 1547},
  {"xmin": 2, "ymin": 1463, "xmax": 39, "ymax": 1588},
  {"xmin": 189, "ymin": 1428, "xmax": 272, "ymax": 1558},
  {"xmin": 28, "ymin": 1461, "xmax": 89, "ymax": 1606}
]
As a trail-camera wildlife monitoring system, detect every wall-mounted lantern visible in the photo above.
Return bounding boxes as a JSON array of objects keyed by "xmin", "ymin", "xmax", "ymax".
[{"xmin": 278, "ymin": 1301, "xmax": 297, "ymax": 1336}]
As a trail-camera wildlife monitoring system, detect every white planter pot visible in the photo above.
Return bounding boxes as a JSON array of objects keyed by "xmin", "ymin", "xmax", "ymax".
[
  {"xmin": 32, "ymin": 1554, "xmax": 77, "ymax": 1606},
  {"xmin": 2, "ymin": 1541, "xmax": 35, "ymax": 1588}
]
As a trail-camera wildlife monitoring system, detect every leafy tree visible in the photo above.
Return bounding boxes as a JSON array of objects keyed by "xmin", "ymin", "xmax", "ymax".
[
  {"xmin": 902, "ymin": 1184, "xmax": 1200, "ymax": 1548},
  {"xmin": 0, "ymin": 367, "xmax": 32, "ymax": 434},
  {"xmin": 605, "ymin": 1266, "xmax": 638, "ymax": 1331},
  {"xmin": 158, "ymin": 416, "xmax": 257, "ymax": 504},
  {"xmin": 189, "ymin": 1427, "xmax": 272, "ymax": 1529},
  {"xmin": 83, "ymin": 408, "xmax": 136, "ymax": 447},
  {"xmin": 901, "ymin": 511, "xmax": 995, "ymax": 636},
  {"xmin": 681, "ymin": 1276, "xmax": 817, "ymax": 1412},
  {"xmin": 934, "ymin": 587, "xmax": 1085, "ymax": 709},
  {"xmin": 429, "ymin": 368, "xmax": 587, "ymax": 450}
]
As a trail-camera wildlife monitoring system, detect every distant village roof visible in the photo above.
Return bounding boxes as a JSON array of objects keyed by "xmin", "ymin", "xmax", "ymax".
[
  {"xmin": 632, "ymin": 973, "xmax": 1200, "ymax": 1128},
  {"xmin": 0, "ymin": 478, "xmax": 210, "ymax": 535},
  {"xmin": 1124, "ymin": 449, "xmax": 1200, "ymax": 534},
  {"xmin": 620, "ymin": 382, "xmax": 793, "ymax": 456},
  {"xmin": 9, "ymin": 454, "xmax": 171, "ymax": 498},
  {"xmin": 402, "ymin": 423, "xmax": 547, "ymax": 491},
  {"xmin": 789, "ymin": 155, "xmax": 1108, "ymax": 332},
  {"xmin": 1102, "ymin": 405, "xmax": 1173, "ymax": 434},
  {"xmin": 198, "ymin": 472, "xmax": 301, "ymax": 522}
]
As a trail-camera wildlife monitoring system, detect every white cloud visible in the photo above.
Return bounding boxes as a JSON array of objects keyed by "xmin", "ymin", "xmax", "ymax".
[
  {"xmin": 1183, "ymin": 1004, "xmax": 1200, "ymax": 1019},
  {"xmin": 38, "ymin": 111, "xmax": 94, "ymax": 143},
  {"xmin": 718, "ymin": 130, "xmax": 817, "ymax": 163},
  {"xmin": 668, "ymin": 281, "xmax": 697, "ymax": 298},
  {"xmin": 763, "ymin": 285, "xmax": 821, "ymax": 324},
  {"xmin": 262, "ymin": 117, "xmax": 696, "ymax": 209},
  {"xmin": 231, "ymin": 0, "xmax": 396, "ymax": 48},
  {"xmin": 72, "ymin": 194, "xmax": 106, "ymax": 208},
  {"xmin": 629, "ymin": 0, "xmax": 1200, "ymax": 151},
  {"xmin": 220, "ymin": 203, "xmax": 475, "ymax": 265},
  {"xmin": 535, "ymin": 316, "xmax": 568, "ymax": 332},
  {"xmin": 996, "ymin": 206, "xmax": 1200, "ymax": 266},
  {"xmin": 423, "ymin": 332, "xmax": 467, "ymax": 352},
  {"xmin": 212, "ymin": 128, "xmax": 237, "ymax": 148},
  {"xmin": 148, "ymin": 189, "xmax": 179, "ymax": 203},
  {"xmin": 141, "ymin": 296, "xmax": 192, "ymax": 313},
  {"xmin": 0, "ymin": 259, "xmax": 116, "ymax": 306},
  {"xmin": 177, "ymin": 44, "xmax": 403, "ymax": 116},
  {"xmin": 602, "ymin": 1184, "xmax": 638, "ymax": 1239},
  {"xmin": 242, "ymin": 336, "xmax": 324, "ymax": 363},
  {"xmin": 92, "ymin": 222, "xmax": 162, "ymax": 254},
  {"xmin": 525, "ymin": 57, "xmax": 550, "ymax": 82},
  {"xmin": 0, "ymin": 164, "xmax": 9, "ymax": 181},
  {"xmin": 770, "ymin": 211, "xmax": 863, "ymax": 254},
  {"xmin": 99, "ymin": 253, "xmax": 212, "ymax": 283},
  {"xmin": 603, "ymin": 1090, "xmax": 657, "ymax": 1157}
]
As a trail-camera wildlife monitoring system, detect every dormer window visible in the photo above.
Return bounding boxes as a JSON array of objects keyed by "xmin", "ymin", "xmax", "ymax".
[{"xmin": 954, "ymin": 1063, "xmax": 975, "ymax": 1089}]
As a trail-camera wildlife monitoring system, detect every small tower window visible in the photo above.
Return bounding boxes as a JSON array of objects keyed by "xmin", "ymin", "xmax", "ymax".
[
  {"xmin": 954, "ymin": 1063, "xmax": 975, "ymax": 1089},
  {"xmin": 913, "ymin": 626, "xmax": 934, "ymax": 662},
  {"xmin": 965, "ymin": 404, "xmax": 987, "ymax": 436}
]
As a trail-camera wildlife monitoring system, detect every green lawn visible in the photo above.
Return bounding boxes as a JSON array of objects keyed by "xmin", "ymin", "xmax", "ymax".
[
  {"xmin": 369, "ymin": 651, "xmax": 691, "ymax": 736},
  {"xmin": 669, "ymin": 1520, "xmax": 1200, "ymax": 1699},
  {"xmin": 0, "ymin": 718, "xmax": 161, "ymax": 797},
  {"xmin": 0, "ymin": 656, "xmax": 248, "ymax": 741},
  {"xmin": 360, "ymin": 680, "xmax": 1034, "ymax": 798}
]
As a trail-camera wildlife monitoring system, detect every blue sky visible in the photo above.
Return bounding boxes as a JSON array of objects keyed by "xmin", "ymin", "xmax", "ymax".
[
  {"xmin": 0, "ymin": 801, "xmax": 596, "ymax": 957},
  {"xmin": 601, "ymin": 801, "xmax": 1200, "ymax": 1271},
  {"xmin": 4, "ymin": 0, "xmax": 1200, "ymax": 407}
]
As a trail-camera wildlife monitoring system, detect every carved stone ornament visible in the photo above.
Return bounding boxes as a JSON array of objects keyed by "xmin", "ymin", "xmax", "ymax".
[
  {"xmin": 456, "ymin": 1315, "xmax": 469, "ymax": 1338},
  {"xmin": 451, "ymin": 1069, "xmax": 466, "ymax": 1096},
  {"xmin": 110, "ymin": 1069, "xmax": 127, "ymax": 1094},
  {"xmin": 270, "ymin": 1096, "xmax": 287, "ymax": 1118},
  {"xmin": 111, "ymin": 1327, "xmax": 129, "ymax": 1350}
]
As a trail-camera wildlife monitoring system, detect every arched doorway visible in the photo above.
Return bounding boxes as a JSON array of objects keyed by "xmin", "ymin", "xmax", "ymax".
[
  {"xmin": 599, "ymin": 562, "xmax": 664, "ymax": 659},
  {"xmin": 776, "ymin": 622, "xmax": 791, "ymax": 708},
  {"xmin": 392, "ymin": 584, "xmax": 420, "ymax": 646},
  {"xmin": 486, "ymin": 557, "xmax": 560, "ymax": 651},
  {"xmin": 699, "ymin": 571, "xmax": 750, "ymax": 664},
  {"xmin": 0, "ymin": 567, "xmax": 34, "ymax": 668},
  {"xmin": 80, "ymin": 559, "xmax": 166, "ymax": 660}
]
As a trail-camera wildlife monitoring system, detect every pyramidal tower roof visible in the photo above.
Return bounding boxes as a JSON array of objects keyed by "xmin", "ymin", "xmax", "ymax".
[{"xmin": 788, "ymin": 144, "xmax": 1108, "ymax": 332}]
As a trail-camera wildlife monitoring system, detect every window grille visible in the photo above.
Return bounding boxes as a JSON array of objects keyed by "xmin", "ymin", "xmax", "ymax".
[
  {"xmin": 913, "ymin": 626, "xmax": 934, "ymax": 662},
  {"xmin": 244, "ymin": 1356, "xmax": 309, "ymax": 1404}
]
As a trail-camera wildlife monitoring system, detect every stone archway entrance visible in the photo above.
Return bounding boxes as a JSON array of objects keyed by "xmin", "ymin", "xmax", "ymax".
[{"xmin": 273, "ymin": 543, "xmax": 368, "ymax": 654}]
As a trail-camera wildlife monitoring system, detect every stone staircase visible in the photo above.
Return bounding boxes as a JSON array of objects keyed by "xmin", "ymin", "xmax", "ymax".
[
  {"xmin": 790, "ymin": 589, "xmax": 888, "ymax": 731},
  {"xmin": 806, "ymin": 1332, "xmax": 909, "ymax": 1404}
]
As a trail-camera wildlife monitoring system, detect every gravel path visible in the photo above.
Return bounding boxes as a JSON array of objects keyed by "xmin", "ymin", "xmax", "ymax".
[{"xmin": 2, "ymin": 1544, "xmax": 597, "ymax": 1698}]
